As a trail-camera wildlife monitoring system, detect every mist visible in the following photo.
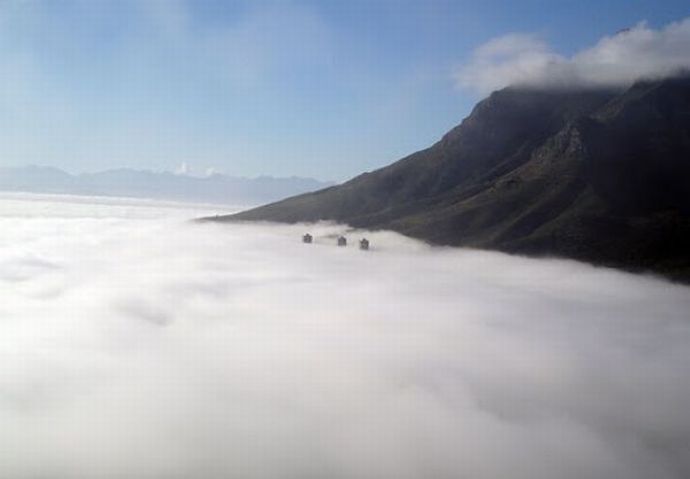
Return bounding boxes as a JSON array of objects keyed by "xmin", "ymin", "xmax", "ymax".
[{"xmin": 1, "ymin": 194, "xmax": 689, "ymax": 479}]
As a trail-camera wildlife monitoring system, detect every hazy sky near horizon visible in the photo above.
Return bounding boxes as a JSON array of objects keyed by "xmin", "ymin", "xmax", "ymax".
[{"xmin": 1, "ymin": 0, "xmax": 689, "ymax": 180}]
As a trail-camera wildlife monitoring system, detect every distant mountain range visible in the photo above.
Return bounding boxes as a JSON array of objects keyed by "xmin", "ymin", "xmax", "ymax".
[
  {"xmin": 214, "ymin": 76, "xmax": 690, "ymax": 282},
  {"xmin": 0, "ymin": 166, "xmax": 332, "ymax": 206}
]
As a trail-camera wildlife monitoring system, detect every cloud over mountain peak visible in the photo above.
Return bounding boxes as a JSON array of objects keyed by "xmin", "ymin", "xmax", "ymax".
[{"xmin": 456, "ymin": 18, "xmax": 690, "ymax": 94}]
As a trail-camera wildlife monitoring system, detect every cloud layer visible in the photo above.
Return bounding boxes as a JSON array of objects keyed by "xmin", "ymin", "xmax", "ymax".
[
  {"xmin": 1, "ymin": 194, "xmax": 690, "ymax": 478},
  {"xmin": 456, "ymin": 18, "xmax": 690, "ymax": 95}
]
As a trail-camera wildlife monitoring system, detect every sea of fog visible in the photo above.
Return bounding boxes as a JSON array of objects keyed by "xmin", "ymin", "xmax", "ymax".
[{"xmin": 1, "ymin": 192, "xmax": 689, "ymax": 479}]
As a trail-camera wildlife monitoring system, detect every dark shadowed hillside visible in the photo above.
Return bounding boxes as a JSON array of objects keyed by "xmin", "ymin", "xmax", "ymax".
[{"xmin": 211, "ymin": 76, "xmax": 690, "ymax": 281}]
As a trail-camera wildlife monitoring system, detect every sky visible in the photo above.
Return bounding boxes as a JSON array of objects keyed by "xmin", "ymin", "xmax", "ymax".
[
  {"xmin": 0, "ymin": 0, "xmax": 689, "ymax": 181},
  {"xmin": 1, "ymin": 193, "xmax": 690, "ymax": 478}
]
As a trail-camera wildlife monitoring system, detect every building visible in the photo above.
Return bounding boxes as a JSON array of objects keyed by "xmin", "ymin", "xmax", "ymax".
[{"xmin": 337, "ymin": 236, "xmax": 347, "ymax": 247}]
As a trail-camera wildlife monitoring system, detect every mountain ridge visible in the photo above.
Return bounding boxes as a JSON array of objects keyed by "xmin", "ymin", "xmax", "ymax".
[
  {"xmin": 210, "ymin": 76, "xmax": 690, "ymax": 281},
  {"xmin": 0, "ymin": 166, "xmax": 333, "ymax": 206}
]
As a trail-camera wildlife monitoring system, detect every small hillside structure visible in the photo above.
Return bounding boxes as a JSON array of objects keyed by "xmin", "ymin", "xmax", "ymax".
[
  {"xmin": 337, "ymin": 236, "xmax": 347, "ymax": 247},
  {"xmin": 359, "ymin": 238, "xmax": 370, "ymax": 250},
  {"xmin": 302, "ymin": 233, "xmax": 313, "ymax": 244}
]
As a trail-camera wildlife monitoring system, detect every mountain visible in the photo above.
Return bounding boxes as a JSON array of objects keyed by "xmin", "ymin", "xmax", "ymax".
[
  {"xmin": 0, "ymin": 167, "xmax": 332, "ymax": 206},
  {"xmin": 213, "ymin": 76, "xmax": 690, "ymax": 281}
]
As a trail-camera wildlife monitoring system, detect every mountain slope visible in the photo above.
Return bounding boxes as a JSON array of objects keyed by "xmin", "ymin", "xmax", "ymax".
[{"xmin": 214, "ymin": 77, "xmax": 690, "ymax": 281}]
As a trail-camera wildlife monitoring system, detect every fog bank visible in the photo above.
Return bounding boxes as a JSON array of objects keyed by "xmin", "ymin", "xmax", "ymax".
[{"xmin": 1, "ymin": 195, "xmax": 689, "ymax": 479}]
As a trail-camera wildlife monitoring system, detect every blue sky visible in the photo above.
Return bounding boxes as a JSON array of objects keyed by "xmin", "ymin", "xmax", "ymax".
[{"xmin": 0, "ymin": 0, "xmax": 688, "ymax": 181}]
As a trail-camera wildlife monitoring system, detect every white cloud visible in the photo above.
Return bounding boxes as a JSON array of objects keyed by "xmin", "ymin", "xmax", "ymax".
[
  {"xmin": 456, "ymin": 18, "xmax": 690, "ymax": 95},
  {"xmin": 174, "ymin": 161, "xmax": 190, "ymax": 176},
  {"xmin": 1, "ymin": 194, "xmax": 690, "ymax": 478}
]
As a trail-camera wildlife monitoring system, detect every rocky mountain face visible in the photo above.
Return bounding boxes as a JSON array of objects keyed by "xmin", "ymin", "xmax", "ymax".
[{"xmin": 216, "ymin": 76, "xmax": 690, "ymax": 281}]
